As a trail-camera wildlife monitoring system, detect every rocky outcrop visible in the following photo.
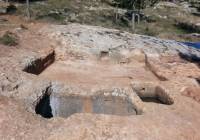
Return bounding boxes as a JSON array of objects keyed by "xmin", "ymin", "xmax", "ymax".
[
  {"xmin": 42, "ymin": 24, "xmax": 200, "ymax": 60},
  {"xmin": 0, "ymin": 23, "xmax": 200, "ymax": 140}
]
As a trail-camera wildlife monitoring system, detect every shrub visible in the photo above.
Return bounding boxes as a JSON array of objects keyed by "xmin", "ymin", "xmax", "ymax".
[
  {"xmin": 113, "ymin": 0, "xmax": 160, "ymax": 10},
  {"xmin": 0, "ymin": 31, "xmax": 18, "ymax": 46},
  {"xmin": 144, "ymin": 27, "xmax": 158, "ymax": 36}
]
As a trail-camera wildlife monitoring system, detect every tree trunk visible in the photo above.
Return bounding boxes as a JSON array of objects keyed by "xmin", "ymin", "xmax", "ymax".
[
  {"xmin": 26, "ymin": 0, "xmax": 30, "ymax": 20},
  {"xmin": 132, "ymin": 13, "xmax": 135, "ymax": 31}
]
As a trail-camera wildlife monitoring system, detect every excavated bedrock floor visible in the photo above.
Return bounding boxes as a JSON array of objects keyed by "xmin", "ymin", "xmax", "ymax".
[{"xmin": 39, "ymin": 60, "xmax": 158, "ymax": 90}]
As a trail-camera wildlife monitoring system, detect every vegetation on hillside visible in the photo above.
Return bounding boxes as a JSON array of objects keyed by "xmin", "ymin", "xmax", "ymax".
[
  {"xmin": 113, "ymin": 0, "xmax": 160, "ymax": 9},
  {"xmin": 9, "ymin": 0, "xmax": 200, "ymax": 41}
]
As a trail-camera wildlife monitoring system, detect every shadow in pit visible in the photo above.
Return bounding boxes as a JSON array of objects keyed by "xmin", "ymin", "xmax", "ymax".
[
  {"xmin": 23, "ymin": 51, "xmax": 55, "ymax": 75},
  {"xmin": 35, "ymin": 94, "xmax": 53, "ymax": 118},
  {"xmin": 35, "ymin": 86, "xmax": 53, "ymax": 118},
  {"xmin": 140, "ymin": 97, "xmax": 165, "ymax": 104},
  {"xmin": 196, "ymin": 78, "xmax": 200, "ymax": 85}
]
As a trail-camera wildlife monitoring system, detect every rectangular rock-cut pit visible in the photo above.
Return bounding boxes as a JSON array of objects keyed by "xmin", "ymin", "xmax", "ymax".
[
  {"xmin": 35, "ymin": 91, "xmax": 138, "ymax": 119},
  {"xmin": 132, "ymin": 82, "xmax": 174, "ymax": 105},
  {"xmin": 23, "ymin": 50, "xmax": 55, "ymax": 75}
]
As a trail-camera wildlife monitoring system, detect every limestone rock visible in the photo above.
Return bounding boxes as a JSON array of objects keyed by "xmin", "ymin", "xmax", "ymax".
[{"xmin": 0, "ymin": 23, "xmax": 200, "ymax": 140}]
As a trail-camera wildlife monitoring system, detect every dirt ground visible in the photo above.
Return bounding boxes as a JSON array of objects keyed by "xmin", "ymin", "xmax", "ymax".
[{"xmin": 0, "ymin": 15, "xmax": 200, "ymax": 140}]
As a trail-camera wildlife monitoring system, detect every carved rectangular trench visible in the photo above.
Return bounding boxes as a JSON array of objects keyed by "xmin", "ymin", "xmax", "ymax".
[
  {"xmin": 23, "ymin": 51, "xmax": 55, "ymax": 75},
  {"xmin": 132, "ymin": 83, "xmax": 174, "ymax": 105},
  {"xmin": 35, "ymin": 92, "xmax": 137, "ymax": 119}
]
